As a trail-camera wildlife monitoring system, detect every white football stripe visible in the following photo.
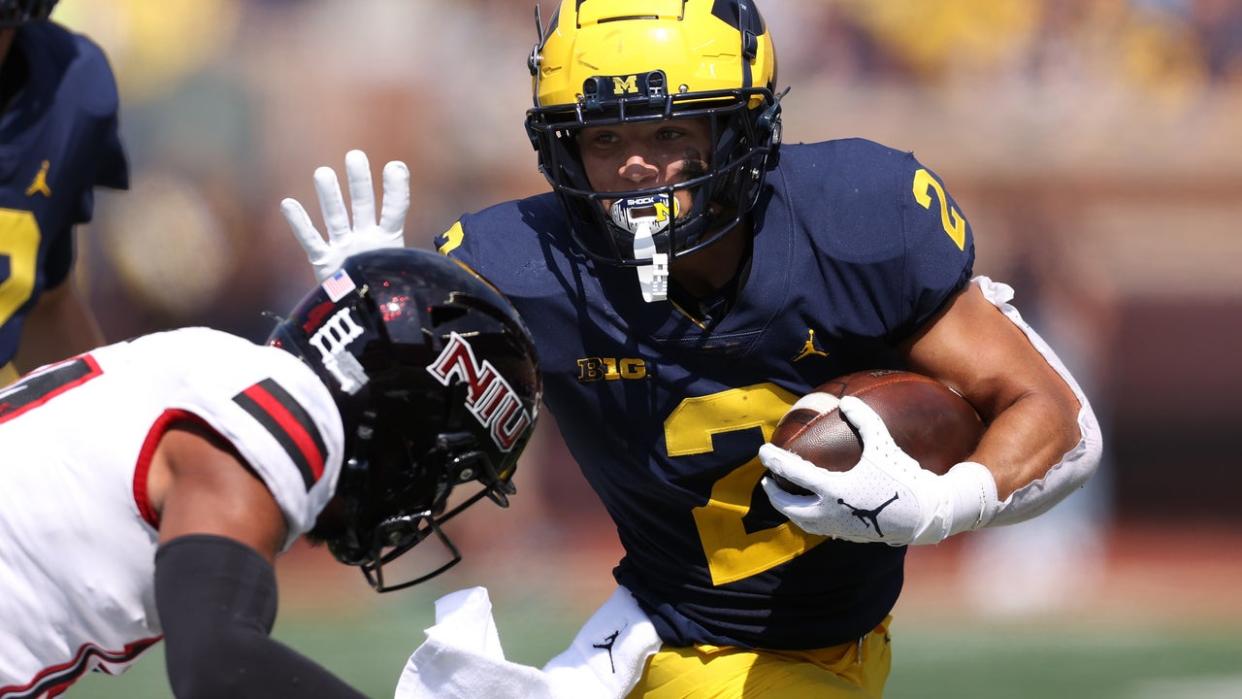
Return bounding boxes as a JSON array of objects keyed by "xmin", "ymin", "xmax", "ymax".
[{"xmin": 789, "ymin": 392, "xmax": 840, "ymax": 416}]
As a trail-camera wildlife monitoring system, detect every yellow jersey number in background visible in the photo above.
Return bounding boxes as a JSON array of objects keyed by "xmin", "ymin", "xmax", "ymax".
[{"xmin": 0, "ymin": 209, "xmax": 43, "ymax": 385}]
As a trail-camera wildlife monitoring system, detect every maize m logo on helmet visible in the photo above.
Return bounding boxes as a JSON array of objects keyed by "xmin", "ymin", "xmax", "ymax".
[
  {"xmin": 425, "ymin": 332, "xmax": 533, "ymax": 452},
  {"xmin": 612, "ymin": 74, "xmax": 637, "ymax": 94}
]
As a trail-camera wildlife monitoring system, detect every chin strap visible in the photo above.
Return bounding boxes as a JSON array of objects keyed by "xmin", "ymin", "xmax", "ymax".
[
  {"xmin": 631, "ymin": 221, "xmax": 669, "ymax": 303},
  {"xmin": 611, "ymin": 194, "xmax": 673, "ymax": 303}
]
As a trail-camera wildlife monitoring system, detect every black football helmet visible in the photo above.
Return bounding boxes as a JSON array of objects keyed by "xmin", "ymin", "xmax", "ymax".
[
  {"xmin": 0, "ymin": 0, "xmax": 57, "ymax": 26},
  {"xmin": 269, "ymin": 249, "xmax": 541, "ymax": 592}
]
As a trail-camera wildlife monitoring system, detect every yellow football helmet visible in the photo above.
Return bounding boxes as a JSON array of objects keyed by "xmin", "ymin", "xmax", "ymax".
[{"xmin": 525, "ymin": 0, "xmax": 784, "ymax": 268}]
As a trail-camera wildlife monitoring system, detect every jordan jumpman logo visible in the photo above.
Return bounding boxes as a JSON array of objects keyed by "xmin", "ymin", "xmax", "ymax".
[
  {"xmin": 793, "ymin": 328, "xmax": 828, "ymax": 362},
  {"xmin": 593, "ymin": 629, "xmax": 621, "ymax": 673},
  {"xmin": 838, "ymin": 492, "xmax": 900, "ymax": 538},
  {"xmin": 26, "ymin": 160, "xmax": 52, "ymax": 198}
]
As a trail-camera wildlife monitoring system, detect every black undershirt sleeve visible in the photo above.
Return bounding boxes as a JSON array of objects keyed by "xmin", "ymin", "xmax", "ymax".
[{"xmin": 154, "ymin": 534, "xmax": 367, "ymax": 699}]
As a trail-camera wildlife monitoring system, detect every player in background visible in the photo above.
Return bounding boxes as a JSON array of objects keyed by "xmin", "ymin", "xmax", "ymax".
[
  {"xmin": 0, "ymin": 0, "xmax": 126, "ymax": 385},
  {"xmin": 0, "ymin": 247, "xmax": 542, "ymax": 698},
  {"xmin": 285, "ymin": 1, "xmax": 1102, "ymax": 696}
]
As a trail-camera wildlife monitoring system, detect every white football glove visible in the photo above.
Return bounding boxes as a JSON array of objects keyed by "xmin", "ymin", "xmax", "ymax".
[
  {"xmin": 281, "ymin": 149, "xmax": 410, "ymax": 282},
  {"xmin": 759, "ymin": 396, "xmax": 999, "ymax": 546}
]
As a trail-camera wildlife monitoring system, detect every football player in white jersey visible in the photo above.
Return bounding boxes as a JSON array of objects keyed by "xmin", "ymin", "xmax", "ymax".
[{"xmin": 0, "ymin": 248, "xmax": 541, "ymax": 698}]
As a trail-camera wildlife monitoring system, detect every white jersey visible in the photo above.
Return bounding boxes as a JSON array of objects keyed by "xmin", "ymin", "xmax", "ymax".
[{"xmin": 0, "ymin": 328, "xmax": 344, "ymax": 697}]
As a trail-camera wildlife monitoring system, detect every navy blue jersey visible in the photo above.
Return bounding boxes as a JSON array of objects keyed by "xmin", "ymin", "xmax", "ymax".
[
  {"xmin": 0, "ymin": 21, "xmax": 128, "ymax": 365},
  {"xmin": 436, "ymin": 138, "xmax": 974, "ymax": 650}
]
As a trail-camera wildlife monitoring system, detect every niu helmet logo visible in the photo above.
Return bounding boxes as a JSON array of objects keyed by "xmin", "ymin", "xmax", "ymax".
[{"xmin": 427, "ymin": 332, "xmax": 531, "ymax": 452}]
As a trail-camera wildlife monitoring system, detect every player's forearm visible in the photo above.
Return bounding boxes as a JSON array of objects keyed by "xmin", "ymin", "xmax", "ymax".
[
  {"xmin": 970, "ymin": 389, "xmax": 1082, "ymax": 501},
  {"xmin": 14, "ymin": 279, "xmax": 105, "ymax": 372},
  {"xmin": 957, "ymin": 277, "xmax": 1104, "ymax": 524},
  {"xmin": 156, "ymin": 536, "xmax": 367, "ymax": 699},
  {"xmin": 165, "ymin": 632, "xmax": 368, "ymax": 699}
]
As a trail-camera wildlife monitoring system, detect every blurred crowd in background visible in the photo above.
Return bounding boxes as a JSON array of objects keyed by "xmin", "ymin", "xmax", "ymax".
[{"xmin": 55, "ymin": 0, "xmax": 1242, "ymax": 616}]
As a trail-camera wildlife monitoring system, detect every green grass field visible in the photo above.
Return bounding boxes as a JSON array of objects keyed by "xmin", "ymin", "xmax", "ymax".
[{"xmin": 72, "ymin": 595, "xmax": 1242, "ymax": 698}]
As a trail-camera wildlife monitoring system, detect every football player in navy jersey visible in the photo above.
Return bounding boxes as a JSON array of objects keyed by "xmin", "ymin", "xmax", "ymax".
[
  {"xmin": 286, "ymin": 1, "xmax": 1102, "ymax": 696},
  {"xmin": 0, "ymin": 0, "xmax": 127, "ymax": 385}
]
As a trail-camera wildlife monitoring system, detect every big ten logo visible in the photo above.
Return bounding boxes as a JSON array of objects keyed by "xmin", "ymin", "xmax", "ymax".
[{"xmin": 577, "ymin": 357, "xmax": 647, "ymax": 382}]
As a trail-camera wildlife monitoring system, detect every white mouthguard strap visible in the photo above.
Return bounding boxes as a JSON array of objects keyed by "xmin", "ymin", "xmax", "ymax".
[{"xmin": 632, "ymin": 221, "xmax": 668, "ymax": 303}]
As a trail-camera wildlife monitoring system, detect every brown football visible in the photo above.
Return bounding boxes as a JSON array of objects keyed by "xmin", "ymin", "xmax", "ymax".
[{"xmin": 769, "ymin": 370, "xmax": 984, "ymax": 493}]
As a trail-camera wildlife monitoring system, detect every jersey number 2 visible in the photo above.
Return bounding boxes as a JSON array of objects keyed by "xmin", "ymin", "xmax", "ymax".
[
  {"xmin": 665, "ymin": 384, "xmax": 828, "ymax": 586},
  {"xmin": 0, "ymin": 209, "xmax": 42, "ymax": 328},
  {"xmin": 912, "ymin": 169, "xmax": 966, "ymax": 251}
]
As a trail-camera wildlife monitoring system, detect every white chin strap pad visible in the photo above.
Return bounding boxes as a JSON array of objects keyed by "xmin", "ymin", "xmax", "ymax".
[
  {"xmin": 610, "ymin": 195, "xmax": 672, "ymax": 303},
  {"xmin": 632, "ymin": 222, "xmax": 668, "ymax": 303}
]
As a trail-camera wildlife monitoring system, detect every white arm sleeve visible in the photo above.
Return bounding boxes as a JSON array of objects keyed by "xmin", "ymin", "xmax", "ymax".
[{"xmin": 973, "ymin": 276, "xmax": 1104, "ymax": 526}]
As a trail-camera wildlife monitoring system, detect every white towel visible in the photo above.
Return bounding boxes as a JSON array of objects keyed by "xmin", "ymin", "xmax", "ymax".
[
  {"xmin": 394, "ymin": 585, "xmax": 661, "ymax": 699},
  {"xmin": 542, "ymin": 585, "xmax": 662, "ymax": 695}
]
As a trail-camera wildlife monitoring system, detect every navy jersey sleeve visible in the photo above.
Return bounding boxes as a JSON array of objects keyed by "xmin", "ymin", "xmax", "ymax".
[
  {"xmin": 787, "ymin": 139, "xmax": 974, "ymax": 342},
  {"xmin": 91, "ymin": 108, "xmax": 128, "ymax": 192},
  {"xmin": 434, "ymin": 218, "xmax": 477, "ymax": 269},
  {"xmin": 22, "ymin": 24, "xmax": 129, "ymax": 289},
  {"xmin": 40, "ymin": 221, "xmax": 74, "ymax": 289},
  {"xmin": 68, "ymin": 29, "xmax": 129, "ymax": 227},
  {"xmin": 895, "ymin": 152, "xmax": 975, "ymax": 337},
  {"xmin": 432, "ymin": 193, "xmax": 572, "ymax": 297}
]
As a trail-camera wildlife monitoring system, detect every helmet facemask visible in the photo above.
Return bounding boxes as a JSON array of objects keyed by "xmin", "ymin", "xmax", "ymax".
[
  {"xmin": 326, "ymin": 423, "xmax": 516, "ymax": 593},
  {"xmin": 528, "ymin": 77, "xmax": 782, "ymax": 297}
]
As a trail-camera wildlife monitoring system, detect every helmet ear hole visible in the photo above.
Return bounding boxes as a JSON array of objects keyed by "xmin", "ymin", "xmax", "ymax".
[
  {"xmin": 441, "ymin": 380, "xmax": 470, "ymax": 432},
  {"xmin": 756, "ymin": 105, "xmax": 779, "ymax": 136},
  {"xmin": 755, "ymin": 87, "xmax": 791, "ymax": 140}
]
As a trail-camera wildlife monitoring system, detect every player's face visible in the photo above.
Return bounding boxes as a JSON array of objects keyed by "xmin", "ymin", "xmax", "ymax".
[{"xmin": 577, "ymin": 117, "xmax": 712, "ymax": 219}]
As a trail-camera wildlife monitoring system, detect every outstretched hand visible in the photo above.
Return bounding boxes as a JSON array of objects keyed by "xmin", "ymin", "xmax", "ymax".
[{"xmin": 282, "ymin": 150, "xmax": 410, "ymax": 282}]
